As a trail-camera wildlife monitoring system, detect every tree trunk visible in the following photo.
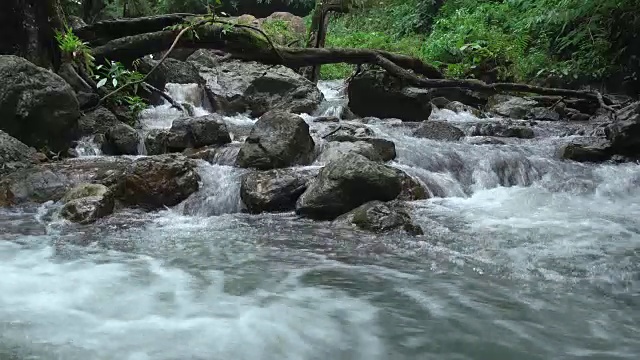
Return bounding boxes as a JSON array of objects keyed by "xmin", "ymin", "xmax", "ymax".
[{"xmin": 0, "ymin": 0, "xmax": 64, "ymax": 69}]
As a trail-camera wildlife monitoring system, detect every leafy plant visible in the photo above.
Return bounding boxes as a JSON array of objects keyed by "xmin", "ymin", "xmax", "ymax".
[
  {"xmin": 55, "ymin": 26, "xmax": 96, "ymax": 73},
  {"xmin": 94, "ymin": 60, "xmax": 148, "ymax": 121}
]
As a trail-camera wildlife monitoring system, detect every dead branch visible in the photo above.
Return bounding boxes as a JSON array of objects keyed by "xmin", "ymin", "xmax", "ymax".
[{"xmin": 141, "ymin": 82, "xmax": 184, "ymax": 113}]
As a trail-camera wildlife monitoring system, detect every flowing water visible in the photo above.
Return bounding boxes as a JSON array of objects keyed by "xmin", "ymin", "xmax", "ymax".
[{"xmin": 1, "ymin": 81, "xmax": 639, "ymax": 359}]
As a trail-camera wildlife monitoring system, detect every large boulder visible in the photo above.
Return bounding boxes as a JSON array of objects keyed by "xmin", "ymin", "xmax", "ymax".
[
  {"xmin": 296, "ymin": 153, "xmax": 404, "ymax": 220},
  {"xmin": 77, "ymin": 107, "xmax": 120, "ymax": 136},
  {"xmin": 104, "ymin": 122, "xmax": 140, "ymax": 155},
  {"xmin": 317, "ymin": 138, "xmax": 396, "ymax": 163},
  {"xmin": 236, "ymin": 111, "xmax": 315, "ymax": 169},
  {"xmin": 488, "ymin": 95, "xmax": 538, "ymax": 119},
  {"xmin": 145, "ymin": 57, "xmax": 202, "ymax": 84},
  {"xmin": 60, "ymin": 184, "xmax": 114, "ymax": 224},
  {"xmin": 0, "ymin": 55, "xmax": 80, "ymax": 152},
  {"xmin": 0, "ymin": 155, "xmax": 199, "ymax": 210},
  {"xmin": 335, "ymin": 200, "xmax": 423, "ymax": 235},
  {"xmin": 605, "ymin": 102, "xmax": 640, "ymax": 156},
  {"xmin": 0, "ymin": 130, "xmax": 39, "ymax": 176},
  {"xmin": 241, "ymin": 167, "xmax": 318, "ymax": 213},
  {"xmin": 413, "ymin": 121, "xmax": 465, "ymax": 141},
  {"xmin": 166, "ymin": 115, "xmax": 232, "ymax": 151},
  {"xmin": 556, "ymin": 141, "xmax": 611, "ymax": 163},
  {"xmin": 188, "ymin": 50, "xmax": 323, "ymax": 116},
  {"xmin": 347, "ymin": 70, "xmax": 487, "ymax": 121},
  {"xmin": 471, "ymin": 123, "xmax": 535, "ymax": 139}
]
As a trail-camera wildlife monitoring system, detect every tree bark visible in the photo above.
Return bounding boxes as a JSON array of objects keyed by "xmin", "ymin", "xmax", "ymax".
[{"xmin": 0, "ymin": 0, "xmax": 65, "ymax": 69}]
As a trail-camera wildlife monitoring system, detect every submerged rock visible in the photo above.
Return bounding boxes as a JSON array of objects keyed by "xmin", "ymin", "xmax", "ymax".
[
  {"xmin": 241, "ymin": 167, "xmax": 318, "ymax": 213},
  {"xmin": 167, "ymin": 115, "xmax": 232, "ymax": 151},
  {"xmin": 444, "ymin": 101, "xmax": 484, "ymax": 117},
  {"xmin": 413, "ymin": 121, "xmax": 465, "ymax": 141},
  {"xmin": 335, "ymin": 200, "xmax": 423, "ymax": 235},
  {"xmin": 0, "ymin": 55, "xmax": 80, "ymax": 153},
  {"xmin": 296, "ymin": 153, "xmax": 404, "ymax": 220},
  {"xmin": 189, "ymin": 51, "xmax": 323, "ymax": 116},
  {"xmin": 60, "ymin": 184, "xmax": 114, "ymax": 224},
  {"xmin": 236, "ymin": 111, "xmax": 315, "ymax": 170},
  {"xmin": 471, "ymin": 123, "xmax": 535, "ymax": 139}
]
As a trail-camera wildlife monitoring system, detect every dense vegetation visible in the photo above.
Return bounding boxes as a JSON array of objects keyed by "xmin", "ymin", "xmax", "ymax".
[{"xmin": 60, "ymin": 0, "xmax": 639, "ymax": 92}]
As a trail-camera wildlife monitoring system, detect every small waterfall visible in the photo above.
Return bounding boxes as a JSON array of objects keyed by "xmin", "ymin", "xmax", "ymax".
[
  {"xmin": 178, "ymin": 161, "xmax": 246, "ymax": 216},
  {"xmin": 316, "ymin": 80, "xmax": 348, "ymax": 118},
  {"xmin": 74, "ymin": 136, "xmax": 102, "ymax": 157}
]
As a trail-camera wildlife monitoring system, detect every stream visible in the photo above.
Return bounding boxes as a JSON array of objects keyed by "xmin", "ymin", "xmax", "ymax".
[{"xmin": 1, "ymin": 81, "xmax": 639, "ymax": 359}]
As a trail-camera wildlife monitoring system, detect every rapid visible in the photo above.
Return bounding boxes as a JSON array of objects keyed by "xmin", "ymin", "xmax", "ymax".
[{"xmin": 1, "ymin": 81, "xmax": 639, "ymax": 360}]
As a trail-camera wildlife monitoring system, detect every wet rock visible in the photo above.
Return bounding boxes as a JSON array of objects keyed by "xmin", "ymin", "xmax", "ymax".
[
  {"xmin": 467, "ymin": 137, "xmax": 506, "ymax": 145},
  {"xmin": 296, "ymin": 153, "xmax": 404, "ymax": 220},
  {"xmin": 488, "ymin": 95, "xmax": 538, "ymax": 119},
  {"xmin": 567, "ymin": 109, "xmax": 591, "ymax": 121},
  {"xmin": 78, "ymin": 107, "xmax": 120, "ymax": 136},
  {"xmin": 135, "ymin": 56, "xmax": 167, "ymax": 103},
  {"xmin": 348, "ymin": 70, "xmax": 486, "ymax": 121},
  {"xmin": 166, "ymin": 115, "xmax": 232, "ymax": 151},
  {"xmin": 241, "ymin": 167, "xmax": 318, "ymax": 213},
  {"xmin": 318, "ymin": 140, "xmax": 394, "ymax": 163},
  {"xmin": 159, "ymin": 58, "xmax": 202, "ymax": 84},
  {"xmin": 75, "ymin": 92, "xmax": 100, "ymax": 110},
  {"xmin": 185, "ymin": 143, "xmax": 241, "ymax": 166},
  {"xmin": 471, "ymin": 123, "xmax": 535, "ymax": 139},
  {"xmin": 335, "ymin": 200, "xmax": 423, "ymax": 235},
  {"xmin": 413, "ymin": 121, "xmax": 465, "ymax": 141},
  {"xmin": 189, "ymin": 51, "xmax": 323, "ymax": 116},
  {"xmin": 104, "ymin": 122, "xmax": 140, "ymax": 155},
  {"xmin": 0, "ymin": 130, "xmax": 39, "ymax": 176},
  {"xmin": 313, "ymin": 116, "xmax": 340, "ymax": 123},
  {"xmin": 444, "ymin": 101, "xmax": 483, "ymax": 117},
  {"xmin": 528, "ymin": 107, "xmax": 561, "ymax": 121},
  {"xmin": 60, "ymin": 184, "xmax": 114, "ymax": 224},
  {"xmin": 394, "ymin": 169, "xmax": 429, "ymax": 201},
  {"xmin": 556, "ymin": 142, "xmax": 611, "ymax": 163},
  {"xmin": 0, "ymin": 155, "xmax": 198, "ymax": 210},
  {"xmin": 320, "ymin": 122, "xmax": 375, "ymax": 141},
  {"xmin": 0, "ymin": 55, "xmax": 80, "ymax": 153},
  {"xmin": 116, "ymin": 154, "xmax": 200, "ymax": 210},
  {"xmin": 605, "ymin": 101, "xmax": 640, "ymax": 156},
  {"xmin": 144, "ymin": 129, "xmax": 169, "ymax": 155},
  {"xmin": 236, "ymin": 111, "xmax": 315, "ymax": 170}
]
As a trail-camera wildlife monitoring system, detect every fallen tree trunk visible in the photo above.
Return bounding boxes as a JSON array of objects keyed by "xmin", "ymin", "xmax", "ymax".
[{"xmin": 87, "ymin": 20, "xmax": 615, "ymax": 108}]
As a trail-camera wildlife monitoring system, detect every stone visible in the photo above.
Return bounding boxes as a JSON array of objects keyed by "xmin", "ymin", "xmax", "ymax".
[
  {"xmin": 188, "ymin": 51, "xmax": 323, "ymax": 116},
  {"xmin": 236, "ymin": 111, "xmax": 315, "ymax": 170},
  {"xmin": 556, "ymin": 142, "xmax": 611, "ymax": 163},
  {"xmin": 78, "ymin": 107, "xmax": 120, "ymax": 136},
  {"xmin": 144, "ymin": 129, "xmax": 169, "ymax": 155},
  {"xmin": 605, "ymin": 102, "xmax": 640, "ymax": 156},
  {"xmin": 146, "ymin": 57, "xmax": 202, "ymax": 84},
  {"xmin": 320, "ymin": 122, "xmax": 375, "ymax": 141},
  {"xmin": 241, "ymin": 167, "xmax": 318, "ymax": 213},
  {"xmin": 166, "ymin": 115, "xmax": 232, "ymax": 151},
  {"xmin": 394, "ymin": 168, "xmax": 429, "ymax": 201},
  {"xmin": 471, "ymin": 123, "xmax": 535, "ymax": 139},
  {"xmin": 296, "ymin": 153, "xmax": 404, "ymax": 220},
  {"xmin": 444, "ymin": 101, "xmax": 484, "ymax": 117},
  {"xmin": 413, "ymin": 121, "xmax": 465, "ymax": 141},
  {"xmin": 104, "ymin": 122, "xmax": 140, "ymax": 155},
  {"xmin": 335, "ymin": 200, "xmax": 423, "ymax": 235},
  {"xmin": 528, "ymin": 107, "xmax": 561, "ymax": 121},
  {"xmin": 60, "ymin": 184, "xmax": 114, "ymax": 224},
  {"xmin": 348, "ymin": 70, "xmax": 487, "ymax": 121},
  {"xmin": 0, "ymin": 130, "xmax": 39, "ymax": 176},
  {"xmin": 0, "ymin": 55, "xmax": 80, "ymax": 152},
  {"xmin": 488, "ymin": 95, "xmax": 538, "ymax": 119}
]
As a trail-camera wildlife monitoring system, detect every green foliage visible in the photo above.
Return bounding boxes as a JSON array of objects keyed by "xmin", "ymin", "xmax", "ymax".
[
  {"xmin": 94, "ymin": 60, "xmax": 148, "ymax": 120},
  {"xmin": 262, "ymin": 19, "xmax": 301, "ymax": 45},
  {"xmin": 55, "ymin": 26, "xmax": 96, "ymax": 73}
]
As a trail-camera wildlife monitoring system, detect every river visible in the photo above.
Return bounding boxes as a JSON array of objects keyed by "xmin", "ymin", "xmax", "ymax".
[{"xmin": 1, "ymin": 81, "xmax": 639, "ymax": 359}]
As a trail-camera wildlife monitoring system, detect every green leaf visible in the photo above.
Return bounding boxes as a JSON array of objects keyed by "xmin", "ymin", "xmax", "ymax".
[
  {"xmin": 96, "ymin": 78, "xmax": 107, "ymax": 88},
  {"xmin": 112, "ymin": 78, "xmax": 118, "ymax": 87}
]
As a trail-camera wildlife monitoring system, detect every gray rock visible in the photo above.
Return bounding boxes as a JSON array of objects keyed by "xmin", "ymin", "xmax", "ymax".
[
  {"xmin": 0, "ymin": 130, "xmax": 39, "ymax": 176},
  {"xmin": 144, "ymin": 129, "xmax": 169, "ymax": 155},
  {"xmin": 320, "ymin": 122, "xmax": 375, "ymax": 141},
  {"xmin": 104, "ymin": 122, "xmax": 140, "ymax": 155},
  {"xmin": 394, "ymin": 168, "xmax": 430, "ymax": 201},
  {"xmin": 241, "ymin": 167, "xmax": 318, "ymax": 213},
  {"xmin": 189, "ymin": 51, "xmax": 323, "ymax": 116},
  {"xmin": 142, "ymin": 57, "xmax": 202, "ymax": 84},
  {"xmin": 528, "ymin": 107, "xmax": 561, "ymax": 121},
  {"xmin": 167, "ymin": 115, "xmax": 232, "ymax": 151},
  {"xmin": 78, "ymin": 107, "xmax": 120, "ymax": 136},
  {"xmin": 488, "ymin": 95, "xmax": 538, "ymax": 119},
  {"xmin": 413, "ymin": 121, "xmax": 465, "ymax": 141},
  {"xmin": 471, "ymin": 123, "xmax": 535, "ymax": 139},
  {"xmin": 556, "ymin": 142, "xmax": 611, "ymax": 163},
  {"xmin": 236, "ymin": 111, "xmax": 315, "ymax": 170},
  {"xmin": 605, "ymin": 102, "xmax": 640, "ymax": 156},
  {"xmin": 295, "ymin": 153, "xmax": 404, "ymax": 220},
  {"xmin": 335, "ymin": 200, "xmax": 423, "ymax": 235},
  {"xmin": 0, "ymin": 55, "xmax": 80, "ymax": 152},
  {"xmin": 347, "ymin": 70, "xmax": 487, "ymax": 121},
  {"xmin": 444, "ymin": 101, "xmax": 483, "ymax": 117},
  {"xmin": 60, "ymin": 184, "xmax": 114, "ymax": 224},
  {"xmin": 0, "ymin": 155, "xmax": 199, "ymax": 210},
  {"xmin": 318, "ymin": 141, "xmax": 385, "ymax": 163}
]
